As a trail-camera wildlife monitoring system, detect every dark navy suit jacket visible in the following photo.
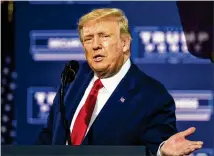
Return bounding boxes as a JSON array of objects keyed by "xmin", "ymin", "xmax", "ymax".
[{"xmin": 36, "ymin": 61, "xmax": 177, "ymax": 154}]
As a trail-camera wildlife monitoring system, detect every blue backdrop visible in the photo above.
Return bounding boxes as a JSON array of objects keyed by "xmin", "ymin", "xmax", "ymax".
[{"xmin": 15, "ymin": 1, "xmax": 214, "ymax": 156}]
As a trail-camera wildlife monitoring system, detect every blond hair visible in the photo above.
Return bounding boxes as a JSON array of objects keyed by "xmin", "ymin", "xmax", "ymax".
[{"xmin": 78, "ymin": 8, "xmax": 132, "ymax": 42}]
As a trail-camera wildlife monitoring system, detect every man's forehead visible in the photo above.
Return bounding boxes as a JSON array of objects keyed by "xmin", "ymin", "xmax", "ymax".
[{"xmin": 82, "ymin": 20, "xmax": 119, "ymax": 35}]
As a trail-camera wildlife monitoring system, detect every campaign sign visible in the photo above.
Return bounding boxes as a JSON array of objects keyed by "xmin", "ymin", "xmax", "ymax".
[
  {"xmin": 27, "ymin": 87, "xmax": 57, "ymax": 124},
  {"xmin": 30, "ymin": 30, "xmax": 85, "ymax": 61},
  {"xmin": 131, "ymin": 26, "xmax": 211, "ymax": 64}
]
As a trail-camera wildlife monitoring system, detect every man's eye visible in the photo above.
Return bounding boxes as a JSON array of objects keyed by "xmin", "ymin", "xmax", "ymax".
[
  {"xmin": 84, "ymin": 38, "xmax": 92, "ymax": 41},
  {"xmin": 102, "ymin": 35, "xmax": 109, "ymax": 38}
]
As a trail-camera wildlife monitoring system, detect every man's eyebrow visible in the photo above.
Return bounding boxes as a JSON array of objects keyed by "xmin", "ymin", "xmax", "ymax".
[
  {"xmin": 83, "ymin": 34, "xmax": 94, "ymax": 38},
  {"xmin": 98, "ymin": 32, "xmax": 109, "ymax": 35},
  {"xmin": 83, "ymin": 31, "xmax": 112, "ymax": 38}
]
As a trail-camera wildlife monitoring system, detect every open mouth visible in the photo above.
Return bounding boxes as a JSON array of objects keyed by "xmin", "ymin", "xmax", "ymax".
[{"xmin": 93, "ymin": 54, "xmax": 104, "ymax": 62}]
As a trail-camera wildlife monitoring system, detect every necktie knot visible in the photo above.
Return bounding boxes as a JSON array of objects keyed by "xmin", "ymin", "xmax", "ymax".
[{"xmin": 93, "ymin": 79, "xmax": 103, "ymax": 91}]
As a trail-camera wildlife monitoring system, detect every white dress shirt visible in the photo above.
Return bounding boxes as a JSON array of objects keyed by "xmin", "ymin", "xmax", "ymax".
[
  {"xmin": 69, "ymin": 58, "xmax": 163, "ymax": 155},
  {"xmin": 70, "ymin": 58, "xmax": 131, "ymax": 135}
]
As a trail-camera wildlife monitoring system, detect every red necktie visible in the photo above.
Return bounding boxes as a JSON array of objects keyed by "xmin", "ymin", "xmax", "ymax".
[{"xmin": 71, "ymin": 79, "xmax": 103, "ymax": 145}]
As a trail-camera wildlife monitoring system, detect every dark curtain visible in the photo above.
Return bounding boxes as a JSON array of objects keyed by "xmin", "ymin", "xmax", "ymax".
[{"xmin": 1, "ymin": 1, "xmax": 16, "ymax": 144}]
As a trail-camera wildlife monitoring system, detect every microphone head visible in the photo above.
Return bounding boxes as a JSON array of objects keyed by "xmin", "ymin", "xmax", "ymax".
[
  {"xmin": 67, "ymin": 60, "xmax": 79, "ymax": 74},
  {"xmin": 61, "ymin": 60, "xmax": 79, "ymax": 85}
]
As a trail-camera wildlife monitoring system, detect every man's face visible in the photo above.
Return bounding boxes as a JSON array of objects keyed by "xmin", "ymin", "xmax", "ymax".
[{"xmin": 82, "ymin": 19, "xmax": 130, "ymax": 78}]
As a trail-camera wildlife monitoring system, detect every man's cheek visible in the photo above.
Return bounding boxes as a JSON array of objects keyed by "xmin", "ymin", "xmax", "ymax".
[
  {"xmin": 103, "ymin": 41, "xmax": 109, "ymax": 47},
  {"xmin": 85, "ymin": 52, "xmax": 92, "ymax": 59}
]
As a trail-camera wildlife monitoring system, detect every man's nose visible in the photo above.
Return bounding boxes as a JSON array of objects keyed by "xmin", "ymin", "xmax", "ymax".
[{"xmin": 92, "ymin": 36, "xmax": 102, "ymax": 50}]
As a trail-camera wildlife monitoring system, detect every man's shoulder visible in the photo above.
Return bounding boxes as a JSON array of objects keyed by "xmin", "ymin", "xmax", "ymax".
[
  {"xmin": 77, "ymin": 61, "xmax": 92, "ymax": 74},
  {"xmin": 132, "ymin": 64, "xmax": 175, "ymax": 109},
  {"xmin": 132, "ymin": 64, "xmax": 172, "ymax": 99}
]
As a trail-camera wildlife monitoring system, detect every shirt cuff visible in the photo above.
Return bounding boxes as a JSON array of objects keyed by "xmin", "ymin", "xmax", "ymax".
[{"xmin": 156, "ymin": 141, "xmax": 165, "ymax": 156}]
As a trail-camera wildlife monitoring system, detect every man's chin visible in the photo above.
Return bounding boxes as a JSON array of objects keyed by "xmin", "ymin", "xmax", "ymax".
[
  {"xmin": 92, "ymin": 66, "xmax": 108, "ymax": 76},
  {"xmin": 93, "ymin": 67, "xmax": 106, "ymax": 73},
  {"xmin": 91, "ymin": 63, "xmax": 106, "ymax": 70}
]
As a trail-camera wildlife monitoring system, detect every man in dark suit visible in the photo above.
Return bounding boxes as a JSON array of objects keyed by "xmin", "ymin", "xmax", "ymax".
[{"xmin": 36, "ymin": 8, "xmax": 203, "ymax": 156}]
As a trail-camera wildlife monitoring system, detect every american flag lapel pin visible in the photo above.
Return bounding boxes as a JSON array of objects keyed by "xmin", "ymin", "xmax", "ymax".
[{"xmin": 120, "ymin": 97, "xmax": 125, "ymax": 103}]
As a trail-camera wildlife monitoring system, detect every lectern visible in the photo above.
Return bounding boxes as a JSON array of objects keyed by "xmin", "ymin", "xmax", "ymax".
[{"xmin": 2, "ymin": 145, "xmax": 150, "ymax": 156}]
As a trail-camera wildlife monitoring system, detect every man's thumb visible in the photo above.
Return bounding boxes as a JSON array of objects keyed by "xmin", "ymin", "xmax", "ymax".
[{"xmin": 180, "ymin": 127, "xmax": 196, "ymax": 137}]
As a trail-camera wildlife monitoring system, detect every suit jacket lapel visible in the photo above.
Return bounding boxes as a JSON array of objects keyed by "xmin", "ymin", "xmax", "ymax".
[
  {"xmin": 65, "ymin": 69, "xmax": 93, "ymax": 126},
  {"xmin": 82, "ymin": 63, "xmax": 140, "ymax": 144},
  {"xmin": 54, "ymin": 63, "xmax": 93, "ymax": 144}
]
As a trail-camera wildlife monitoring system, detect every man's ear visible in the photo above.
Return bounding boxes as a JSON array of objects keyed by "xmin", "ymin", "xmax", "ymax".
[{"xmin": 122, "ymin": 35, "xmax": 131, "ymax": 53}]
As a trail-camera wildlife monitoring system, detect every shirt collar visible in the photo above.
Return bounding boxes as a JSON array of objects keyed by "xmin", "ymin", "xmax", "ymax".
[{"xmin": 93, "ymin": 58, "xmax": 131, "ymax": 94}]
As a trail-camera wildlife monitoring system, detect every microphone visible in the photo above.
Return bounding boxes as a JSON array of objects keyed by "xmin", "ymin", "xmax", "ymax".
[
  {"xmin": 60, "ymin": 60, "xmax": 79, "ymax": 145},
  {"xmin": 61, "ymin": 60, "xmax": 79, "ymax": 85}
]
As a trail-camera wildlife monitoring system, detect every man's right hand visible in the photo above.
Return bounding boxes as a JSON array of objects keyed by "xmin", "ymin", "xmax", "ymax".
[{"xmin": 160, "ymin": 127, "xmax": 203, "ymax": 156}]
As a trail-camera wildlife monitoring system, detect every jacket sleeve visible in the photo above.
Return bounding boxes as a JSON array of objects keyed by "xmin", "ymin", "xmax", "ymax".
[{"xmin": 140, "ymin": 92, "xmax": 178, "ymax": 155}]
